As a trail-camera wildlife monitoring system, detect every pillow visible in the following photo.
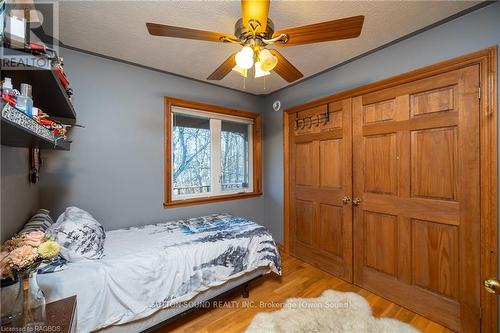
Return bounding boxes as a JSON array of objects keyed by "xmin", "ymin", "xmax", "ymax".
[
  {"xmin": 18, "ymin": 209, "xmax": 54, "ymax": 235},
  {"xmin": 47, "ymin": 207, "xmax": 106, "ymax": 262},
  {"xmin": 38, "ymin": 257, "xmax": 67, "ymax": 274}
]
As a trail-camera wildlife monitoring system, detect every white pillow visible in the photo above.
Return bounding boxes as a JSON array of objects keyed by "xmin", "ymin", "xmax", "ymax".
[{"xmin": 48, "ymin": 207, "xmax": 106, "ymax": 262}]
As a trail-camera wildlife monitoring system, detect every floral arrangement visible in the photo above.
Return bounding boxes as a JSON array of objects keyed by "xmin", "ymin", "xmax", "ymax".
[{"xmin": 0, "ymin": 231, "xmax": 60, "ymax": 279}]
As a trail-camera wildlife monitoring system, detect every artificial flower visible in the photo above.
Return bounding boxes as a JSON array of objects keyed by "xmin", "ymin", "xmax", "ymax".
[
  {"xmin": 8, "ymin": 245, "xmax": 38, "ymax": 270},
  {"xmin": 2, "ymin": 238, "xmax": 22, "ymax": 252},
  {"xmin": 0, "ymin": 251, "xmax": 13, "ymax": 277},
  {"xmin": 38, "ymin": 240, "xmax": 60, "ymax": 259},
  {"xmin": 0, "ymin": 264, "xmax": 13, "ymax": 279},
  {"xmin": 23, "ymin": 230, "xmax": 46, "ymax": 247}
]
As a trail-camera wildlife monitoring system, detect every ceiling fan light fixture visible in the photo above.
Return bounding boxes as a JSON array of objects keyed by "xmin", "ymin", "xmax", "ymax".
[
  {"xmin": 148, "ymin": 5, "xmax": 365, "ymax": 84},
  {"xmin": 235, "ymin": 46, "xmax": 254, "ymax": 69},
  {"xmin": 259, "ymin": 49, "xmax": 278, "ymax": 71},
  {"xmin": 232, "ymin": 65, "xmax": 248, "ymax": 78},
  {"xmin": 254, "ymin": 61, "xmax": 270, "ymax": 78}
]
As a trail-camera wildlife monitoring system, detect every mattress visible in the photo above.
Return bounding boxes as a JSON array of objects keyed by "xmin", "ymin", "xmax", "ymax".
[
  {"xmin": 38, "ymin": 214, "xmax": 281, "ymax": 332},
  {"xmin": 98, "ymin": 267, "xmax": 268, "ymax": 333}
]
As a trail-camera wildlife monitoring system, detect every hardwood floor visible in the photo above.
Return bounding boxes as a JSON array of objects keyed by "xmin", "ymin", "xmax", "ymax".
[{"xmin": 153, "ymin": 254, "xmax": 454, "ymax": 333}]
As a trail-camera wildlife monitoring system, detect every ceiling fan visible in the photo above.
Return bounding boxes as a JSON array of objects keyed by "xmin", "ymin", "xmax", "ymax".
[{"xmin": 146, "ymin": 1, "xmax": 364, "ymax": 83}]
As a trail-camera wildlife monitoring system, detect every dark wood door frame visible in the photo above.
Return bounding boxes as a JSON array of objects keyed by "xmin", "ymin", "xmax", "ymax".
[{"xmin": 283, "ymin": 46, "xmax": 497, "ymax": 332}]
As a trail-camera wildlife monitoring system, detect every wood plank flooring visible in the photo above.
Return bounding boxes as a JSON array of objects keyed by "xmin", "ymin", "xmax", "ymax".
[{"xmin": 153, "ymin": 254, "xmax": 454, "ymax": 333}]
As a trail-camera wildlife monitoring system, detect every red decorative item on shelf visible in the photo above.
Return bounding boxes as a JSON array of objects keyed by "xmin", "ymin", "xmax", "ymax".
[
  {"xmin": 2, "ymin": 94, "xmax": 17, "ymax": 107},
  {"xmin": 27, "ymin": 42, "xmax": 56, "ymax": 59},
  {"xmin": 27, "ymin": 42, "xmax": 48, "ymax": 55},
  {"xmin": 26, "ymin": 42, "xmax": 71, "ymax": 92},
  {"xmin": 54, "ymin": 64, "xmax": 70, "ymax": 90},
  {"xmin": 35, "ymin": 114, "xmax": 67, "ymax": 139}
]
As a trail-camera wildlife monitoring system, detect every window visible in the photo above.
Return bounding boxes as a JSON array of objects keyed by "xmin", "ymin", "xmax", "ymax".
[
  {"xmin": 164, "ymin": 98, "xmax": 262, "ymax": 207},
  {"xmin": 172, "ymin": 113, "xmax": 212, "ymax": 196}
]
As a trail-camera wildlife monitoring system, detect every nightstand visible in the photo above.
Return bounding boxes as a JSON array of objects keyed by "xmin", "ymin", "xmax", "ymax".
[
  {"xmin": 46, "ymin": 295, "xmax": 77, "ymax": 333},
  {"xmin": 1, "ymin": 295, "xmax": 77, "ymax": 332}
]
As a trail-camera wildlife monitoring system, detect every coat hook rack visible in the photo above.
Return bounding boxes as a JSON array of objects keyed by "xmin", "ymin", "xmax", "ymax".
[{"xmin": 295, "ymin": 109, "xmax": 330, "ymax": 129}]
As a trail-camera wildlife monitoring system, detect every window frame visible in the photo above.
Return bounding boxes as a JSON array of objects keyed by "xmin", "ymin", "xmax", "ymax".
[{"xmin": 164, "ymin": 97, "xmax": 262, "ymax": 208}]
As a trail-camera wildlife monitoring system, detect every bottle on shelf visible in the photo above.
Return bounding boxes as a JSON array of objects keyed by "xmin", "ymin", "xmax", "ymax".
[
  {"xmin": 1, "ymin": 78, "xmax": 13, "ymax": 98},
  {"xmin": 16, "ymin": 83, "xmax": 33, "ymax": 116}
]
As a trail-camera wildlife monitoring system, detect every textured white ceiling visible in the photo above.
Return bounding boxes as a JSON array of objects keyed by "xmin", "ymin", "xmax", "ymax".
[{"xmin": 57, "ymin": 0, "xmax": 480, "ymax": 95}]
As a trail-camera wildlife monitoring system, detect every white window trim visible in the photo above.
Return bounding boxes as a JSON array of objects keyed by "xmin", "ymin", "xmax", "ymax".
[{"xmin": 171, "ymin": 107, "xmax": 254, "ymax": 201}]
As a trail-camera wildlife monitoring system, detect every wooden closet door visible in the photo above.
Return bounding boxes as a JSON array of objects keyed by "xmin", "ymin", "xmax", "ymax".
[
  {"xmin": 353, "ymin": 65, "xmax": 480, "ymax": 332},
  {"xmin": 290, "ymin": 99, "xmax": 353, "ymax": 281}
]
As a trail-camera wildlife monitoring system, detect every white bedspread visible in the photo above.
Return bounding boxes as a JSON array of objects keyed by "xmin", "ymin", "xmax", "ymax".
[{"xmin": 38, "ymin": 214, "xmax": 281, "ymax": 332}]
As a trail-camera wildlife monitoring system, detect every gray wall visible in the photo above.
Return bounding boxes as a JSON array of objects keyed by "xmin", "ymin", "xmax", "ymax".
[
  {"xmin": 1, "ymin": 147, "xmax": 39, "ymax": 241},
  {"xmin": 38, "ymin": 48, "xmax": 265, "ymax": 231},
  {"xmin": 261, "ymin": 2, "xmax": 500, "ymax": 243}
]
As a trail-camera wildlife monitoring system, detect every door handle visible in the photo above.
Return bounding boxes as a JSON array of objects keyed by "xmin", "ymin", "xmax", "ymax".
[
  {"xmin": 484, "ymin": 278, "xmax": 500, "ymax": 294},
  {"xmin": 342, "ymin": 196, "xmax": 351, "ymax": 204},
  {"xmin": 353, "ymin": 197, "xmax": 362, "ymax": 206}
]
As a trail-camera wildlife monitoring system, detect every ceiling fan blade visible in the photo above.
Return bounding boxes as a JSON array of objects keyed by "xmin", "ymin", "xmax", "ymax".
[
  {"xmin": 274, "ymin": 15, "xmax": 364, "ymax": 46},
  {"xmin": 269, "ymin": 49, "xmax": 303, "ymax": 83},
  {"xmin": 241, "ymin": 0, "xmax": 270, "ymax": 34},
  {"xmin": 146, "ymin": 23, "xmax": 236, "ymax": 43},
  {"xmin": 207, "ymin": 53, "xmax": 238, "ymax": 80}
]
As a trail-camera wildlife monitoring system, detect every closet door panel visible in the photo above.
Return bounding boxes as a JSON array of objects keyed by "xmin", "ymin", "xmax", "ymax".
[
  {"xmin": 295, "ymin": 142, "xmax": 314, "ymax": 186},
  {"xmin": 411, "ymin": 219, "xmax": 459, "ymax": 299},
  {"xmin": 410, "ymin": 127, "xmax": 458, "ymax": 200},
  {"xmin": 363, "ymin": 133, "xmax": 397, "ymax": 195},
  {"xmin": 295, "ymin": 200, "xmax": 314, "ymax": 246},
  {"xmin": 363, "ymin": 99, "xmax": 395, "ymax": 123},
  {"xmin": 410, "ymin": 86, "xmax": 455, "ymax": 116},
  {"xmin": 319, "ymin": 204, "xmax": 343, "ymax": 256},
  {"xmin": 290, "ymin": 99, "xmax": 353, "ymax": 281},
  {"xmin": 363, "ymin": 211, "xmax": 398, "ymax": 276},
  {"xmin": 353, "ymin": 66, "xmax": 480, "ymax": 332},
  {"xmin": 319, "ymin": 139, "xmax": 343, "ymax": 188}
]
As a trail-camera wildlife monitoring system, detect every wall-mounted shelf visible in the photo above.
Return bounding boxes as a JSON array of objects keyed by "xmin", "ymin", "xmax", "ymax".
[
  {"xmin": 1, "ymin": 48, "xmax": 76, "ymax": 122},
  {"xmin": 1, "ymin": 103, "xmax": 70, "ymax": 150}
]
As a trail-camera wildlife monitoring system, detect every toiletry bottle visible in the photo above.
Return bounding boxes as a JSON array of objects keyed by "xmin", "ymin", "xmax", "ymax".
[
  {"xmin": 16, "ymin": 83, "xmax": 33, "ymax": 116},
  {"xmin": 1, "ymin": 78, "xmax": 13, "ymax": 98}
]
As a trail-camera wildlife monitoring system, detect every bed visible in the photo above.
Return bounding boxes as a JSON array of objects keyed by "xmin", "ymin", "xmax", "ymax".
[{"xmin": 38, "ymin": 213, "xmax": 281, "ymax": 332}]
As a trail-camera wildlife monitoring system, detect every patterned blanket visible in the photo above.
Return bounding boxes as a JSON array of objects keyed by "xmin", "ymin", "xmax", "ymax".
[{"xmin": 39, "ymin": 214, "xmax": 281, "ymax": 332}]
